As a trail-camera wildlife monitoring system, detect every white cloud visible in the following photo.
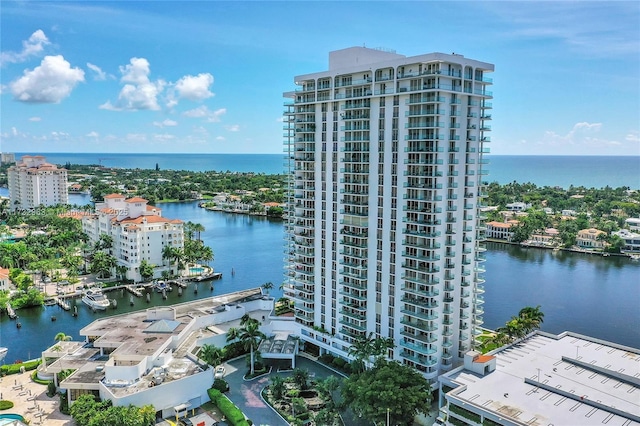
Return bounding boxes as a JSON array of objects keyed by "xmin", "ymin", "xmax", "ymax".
[
  {"xmin": 1, "ymin": 29, "xmax": 50, "ymax": 66},
  {"xmin": 126, "ymin": 133, "xmax": 147, "ymax": 142},
  {"xmin": 87, "ymin": 62, "xmax": 108, "ymax": 81},
  {"xmin": 175, "ymin": 73, "xmax": 214, "ymax": 101},
  {"xmin": 540, "ymin": 122, "xmax": 622, "ymax": 150},
  {"xmin": 50, "ymin": 131, "xmax": 70, "ymax": 141},
  {"xmin": 86, "ymin": 131, "xmax": 99, "ymax": 138},
  {"xmin": 153, "ymin": 119, "xmax": 178, "ymax": 128},
  {"xmin": 154, "ymin": 133, "xmax": 176, "ymax": 141},
  {"xmin": 100, "ymin": 57, "xmax": 164, "ymax": 111},
  {"xmin": 29, "ymin": 117, "xmax": 42, "ymax": 122},
  {"xmin": 625, "ymin": 131, "xmax": 639, "ymax": 143},
  {"xmin": 10, "ymin": 55, "xmax": 85, "ymax": 103},
  {"xmin": 225, "ymin": 124, "xmax": 240, "ymax": 132},
  {"xmin": 216, "ymin": 136, "xmax": 226, "ymax": 141},
  {"xmin": 183, "ymin": 106, "xmax": 227, "ymax": 122},
  {"xmin": 183, "ymin": 105, "xmax": 209, "ymax": 118},
  {"xmin": 207, "ymin": 108, "xmax": 227, "ymax": 123}
]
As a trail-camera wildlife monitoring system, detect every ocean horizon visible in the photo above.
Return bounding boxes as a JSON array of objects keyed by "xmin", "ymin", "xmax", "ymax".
[{"xmin": 11, "ymin": 152, "xmax": 640, "ymax": 189}]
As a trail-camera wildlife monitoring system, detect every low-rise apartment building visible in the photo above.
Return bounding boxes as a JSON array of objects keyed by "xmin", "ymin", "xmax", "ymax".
[{"xmin": 39, "ymin": 288, "xmax": 297, "ymax": 419}]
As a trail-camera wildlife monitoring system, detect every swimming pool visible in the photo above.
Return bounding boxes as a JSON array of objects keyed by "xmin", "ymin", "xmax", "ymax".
[
  {"xmin": 190, "ymin": 267, "xmax": 204, "ymax": 274},
  {"xmin": 0, "ymin": 413, "xmax": 26, "ymax": 426}
]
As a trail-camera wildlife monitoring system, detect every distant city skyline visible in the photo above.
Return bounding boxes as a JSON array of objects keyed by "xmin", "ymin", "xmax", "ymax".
[{"xmin": 1, "ymin": 1, "xmax": 638, "ymax": 156}]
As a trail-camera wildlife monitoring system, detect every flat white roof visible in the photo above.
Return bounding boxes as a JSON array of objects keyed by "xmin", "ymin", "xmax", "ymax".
[{"xmin": 441, "ymin": 332, "xmax": 640, "ymax": 425}]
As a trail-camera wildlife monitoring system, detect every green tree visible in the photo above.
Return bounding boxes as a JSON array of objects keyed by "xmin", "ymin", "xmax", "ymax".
[
  {"xmin": 261, "ymin": 281, "xmax": 274, "ymax": 296},
  {"xmin": 291, "ymin": 368, "xmax": 310, "ymax": 391},
  {"xmin": 199, "ymin": 344, "xmax": 224, "ymax": 367},
  {"xmin": 341, "ymin": 358, "xmax": 432, "ymax": 426},
  {"xmin": 54, "ymin": 332, "xmax": 73, "ymax": 342},
  {"xmin": 139, "ymin": 259, "xmax": 155, "ymax": 282},
  {"xmin": 226, "ymin": 319, "xmax": 265, "ymax": 375},
  {"xmin": 89, "ymin": 251, "xmax": 116, "ymax": 279},
  {"xmin": 270, "ymin": 375, "xmax": 286, "ymax": 400}
]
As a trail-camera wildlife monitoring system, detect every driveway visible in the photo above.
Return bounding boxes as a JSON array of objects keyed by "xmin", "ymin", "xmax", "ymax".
[{"xmin": 223, "ymin": 356, "xmax": 372, "ymax": 426}]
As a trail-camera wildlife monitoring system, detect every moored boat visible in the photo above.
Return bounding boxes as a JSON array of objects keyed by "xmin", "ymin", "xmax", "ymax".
[
  {"xmin": 82, "ymin": 289, "xmax": 111, "ymax": 311},
  {"xmin": 0, "ymin": 346, "xmax": 7, "ymax": 362}
]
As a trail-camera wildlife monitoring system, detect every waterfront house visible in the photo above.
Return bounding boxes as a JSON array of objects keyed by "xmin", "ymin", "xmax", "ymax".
[
  {"xmin": 576, "ymin": 228, "xmax": 607, "ymax": 250},
  {"xmin": 625, "ymin": 217, "xmax": 640, "ymax": 232},
  {"xmin": 612, "ymin": 229, "xmax": 640, "ymax": 253},
  {"xmin": 486, "ymin": 220, "xmax": 519, "ymax": 241},
  {"xmin": 0, "ymin": 267, "xmax": 10, "ymax": 291},
  {"xmin": 529, "ymin": 227, "xmax": 560, "ymax": 246}
]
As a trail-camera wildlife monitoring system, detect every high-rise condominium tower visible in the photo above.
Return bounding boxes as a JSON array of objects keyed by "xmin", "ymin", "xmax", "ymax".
[
  {"xmin": 283, "ymin": 47, "xmax": 494, "ymax": 380},
  {"xmin": 8, "ymin": 155, "xmax": 68, "ymax": 210}
]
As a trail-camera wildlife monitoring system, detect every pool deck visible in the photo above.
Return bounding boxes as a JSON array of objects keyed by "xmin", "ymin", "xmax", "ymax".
[{"xmin": 0, "ymin": 370, "xmax": 71, "ymax": 426}]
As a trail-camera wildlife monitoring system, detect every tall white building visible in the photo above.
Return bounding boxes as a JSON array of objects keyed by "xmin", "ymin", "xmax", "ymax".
[
  {"xmin": 7, "ymin": 155, "xmax": 68, "ymax": 210},
  {"xmin": 283, "ymin": 47, "xmax": 493, "ymax": 381},
  {"xmin": 82, "ymin": 194, "xmax": 184, "ymax": 282}
]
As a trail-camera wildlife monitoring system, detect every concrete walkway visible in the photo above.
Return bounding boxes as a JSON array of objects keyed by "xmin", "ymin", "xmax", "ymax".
[{"xmin": 223, "ymin": 356, "xmax": 373, "ymax": 426}]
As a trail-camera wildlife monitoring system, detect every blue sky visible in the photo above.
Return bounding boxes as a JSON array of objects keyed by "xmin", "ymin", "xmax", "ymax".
[{"xmin": 1, "ymin": 1, "xmax": 638, "ymax": 156}]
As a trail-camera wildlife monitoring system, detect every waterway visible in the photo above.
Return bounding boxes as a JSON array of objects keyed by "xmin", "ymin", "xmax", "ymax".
[{"xmin": 1, "ymin": 201, "xmax": 639, "ymax": 364}]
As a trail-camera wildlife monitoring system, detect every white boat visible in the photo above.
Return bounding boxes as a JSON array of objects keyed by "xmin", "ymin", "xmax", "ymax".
[
  {"xmin": 82, "ymin": 289, "xmax": 111, "ymax": 311},
  {"xmin": 0, "ymin": 347, "xmax": 7, "ymax": 362}
]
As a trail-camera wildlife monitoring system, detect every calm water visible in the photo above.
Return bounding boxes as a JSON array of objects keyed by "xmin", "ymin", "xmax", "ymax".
[
  {"xmin": 13, "ymin": 153, "xmax": 640, "ymax": 189},
  {"xmin": 1, "ymin": 202, "xmax": 639, "ymax": 363}
]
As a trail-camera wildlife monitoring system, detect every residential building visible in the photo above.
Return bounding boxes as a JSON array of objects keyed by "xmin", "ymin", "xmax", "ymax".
[
  {"xmin": 505, "ymin": 202, "xmax": 530, "ymax": 212},
  {"xmin": 1, "ymin": 152, "xmax": 16, "ymax": 164},
  {"xmin": 7, "ymin": 155, "xmax": 68, "ymax": 210},
  {"xmin": 529, "ymin": 227, "xmax": 559, "ymax": 246},
  {"xmin": 625, "ymin": 217, "xmax": 640, "ymax": 232},
  {"xmin": 0, "ymin": 268, "xmax": 10, "ymax": 292},
  {"xmin": 576, "ymin": 228, "xmax": 607, "ymax": 250},
  {"xmin": 282, "ymin": 47, "xmax": 493, "ymax": 381},
  {"xmin": 486, "ymin": 220, "xmax": 519, "ymax": 241},
  {"xmin": 81, "ymin": 194, "xmax": 184, "ymax": 282},
  {"xmin": 438, "ymin": 331, "xmax": 640, "ymax": 425},
  {"xmin": 39, "ymin": 289, "xmax": 290, "ymax": 417},
  {"xmin": 612, "ymin": 229, "xmax": 640, "ymax": 253}
]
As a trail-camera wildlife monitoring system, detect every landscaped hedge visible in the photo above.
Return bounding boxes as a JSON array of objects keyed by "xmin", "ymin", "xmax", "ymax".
[
  {"xmin": 208, "ymin": 388, "xmax": 250, "ymax": 426},
  {"xmin": 0, "ymin": 360, "xmax": 41, "ymax": 376},
  {"xmin": 30, "ymin": 370, "xmax": 52, "ymax": 385},
  {"xmin": 0, "ymin": 400, "xmax": 14, "ymax": 410}
]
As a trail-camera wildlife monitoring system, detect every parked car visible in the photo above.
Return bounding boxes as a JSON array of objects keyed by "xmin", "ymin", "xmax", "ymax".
[
  {"xmin": 214, "ymin": 365, "xmax": 225, "ymax": 379},
  {"xmin": 178, "ymin": 418, "xmax": 193, "ymax": 426}
]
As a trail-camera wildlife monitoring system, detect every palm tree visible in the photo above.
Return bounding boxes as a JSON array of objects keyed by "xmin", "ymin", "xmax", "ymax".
[
  {"xmin": 292, "ymin": 368, "xmax": 310, "ymax": 390},
  {"xmin": 192, "ymin": 223, "xmax": 205, "ymax": 241},
  {"xmin": 270, "ymin": 375, "xmax": 286, "ymax": 400},
  {"xmin": 199, "ymin": 344, "xmax": 224, "ymax": 368},
  {"xmin": 54, "ymin": 332, "xmax": 72, "ymax": 342},
  {"xmin": 226, "ymin": 320, "xmax": 265, "ymax": 375},
  {"xmin": 89, "ymin": 251, "xmax": 117, "ymax": 279},
  {"xmin": 347, "ymin": 332, "xmax": 376, "ymax": 373},
  {"xmin": 139, "ymin": 259, "xmax": 155, "ymax": 282},
  {"xmin": 261, "ymin": 282, "xmax": 274, "ymax": 296},
  {"xmin": 518, "ymin": 305, "xmax": 544, "ymax": 333}
]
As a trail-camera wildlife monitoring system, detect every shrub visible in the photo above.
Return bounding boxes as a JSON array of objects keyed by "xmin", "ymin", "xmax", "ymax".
[
  {"xmin": 208, "ymin": 387, "xmax": 249, "ymax": 426},
  {"xmin": 318, "ymin": 354, "xmax": 334, "ymax": 364},
  {"xmin": 47, "ymin": 381, "xmax": 57, "ymax": 397},
  {"xmin": 331, "ymin": 357, "xmax": 346, "ymax": 368},
  {"xmin": 211, "ymin": 378, "xmax": 229, "ymax": 393},
  {"xmin": 0, "ymin": 359, "xmax": 41, "ymax": 376},
  {"xmin": 0, "ymin": 400, "xmax": 14, "ymax": 410}
]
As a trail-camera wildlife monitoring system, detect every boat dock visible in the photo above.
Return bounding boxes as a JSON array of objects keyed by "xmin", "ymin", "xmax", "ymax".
[
  {"xmin": 6, "ymin": 302, "xmax": 17, "ymax": 319},
  {"xmin": 127, "ymin": 286, "xmax": 144, "ymax": 297},
  {"xmin": 56, "ymin": 298, "xmax": 71, "ymax": 311}
]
